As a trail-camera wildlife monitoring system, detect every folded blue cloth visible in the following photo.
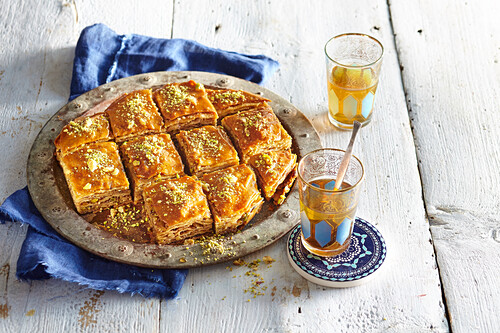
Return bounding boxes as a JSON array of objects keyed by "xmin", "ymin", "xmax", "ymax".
[
  {"xmin": 71, "ymin": 24, "xmax": 279, "ymax": 100},
  {"xmin": 0, "ymin": 23, "xmax": 279, "ymax": 298}
]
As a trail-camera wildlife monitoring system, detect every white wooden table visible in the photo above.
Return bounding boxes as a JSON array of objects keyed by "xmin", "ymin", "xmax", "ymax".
[{"xmin": 1, "ymin": 1, "xmax": 499, "ymax": 332}]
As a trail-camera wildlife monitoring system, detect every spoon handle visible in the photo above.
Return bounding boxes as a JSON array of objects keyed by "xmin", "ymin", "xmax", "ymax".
[{"xmin": 333, "ymin": 121, "xmax": 362, "ymax": 190}]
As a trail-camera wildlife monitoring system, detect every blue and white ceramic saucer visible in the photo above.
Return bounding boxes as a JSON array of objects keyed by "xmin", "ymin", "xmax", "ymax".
[{"xmin": 287, "ymin": 217, "xmax": 386, "ymax": 288}]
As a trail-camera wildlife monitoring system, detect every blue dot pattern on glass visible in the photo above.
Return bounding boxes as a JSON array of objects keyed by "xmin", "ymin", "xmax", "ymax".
[
  {"xmin": 336, "ymin": 217, "xmax": 352, "ymax": 245},
  {"xmin": 324, "ymin": 180, "xmax": 336, "ymax": 190},
  {"xmin": 315, "ymin": 220, "xmax": 333, "ymax": 247},
  {"xmin": 311, "ymin": 182, "xmax": 320, "ymax": 188},
  {"xmin": 361, "ymin": 92, "xmax": 375, "ymax": 118},
  {"xmin": 300, "ymin": 211, "xmax": 311, "ymax": 239}
]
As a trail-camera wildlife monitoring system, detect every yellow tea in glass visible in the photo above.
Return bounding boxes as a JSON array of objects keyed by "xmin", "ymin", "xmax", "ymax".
[
  {"xmin": 297, "ymin": 149, "xmax": 364, "ymax": 257},
  {"xmin": 325, "ymin": 33, "xmax": 383, "ymax": 129}
]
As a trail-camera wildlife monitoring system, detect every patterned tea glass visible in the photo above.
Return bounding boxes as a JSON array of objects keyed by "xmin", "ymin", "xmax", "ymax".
[
  {"xmin": 297, "ymin": 149, "xmax": 364, "ymax": 257},
  {"xmin": 325, "ymin": 33, "xmax": 383, "ymax": 129}
]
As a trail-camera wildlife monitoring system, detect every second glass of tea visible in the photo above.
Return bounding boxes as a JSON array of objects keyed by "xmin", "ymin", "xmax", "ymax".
[
  {"xmin": 325, "ymin": 33, "xmax": 383, "ymax": 129},
  {"xmin": 297, "ymin": 149, "xmax": 364, "ymax": 257}
]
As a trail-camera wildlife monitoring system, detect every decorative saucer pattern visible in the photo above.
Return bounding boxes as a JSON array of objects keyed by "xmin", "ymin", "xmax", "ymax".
[{"xmin": 287, "ymin": 217, "xmax": 386, "ymax": 286}]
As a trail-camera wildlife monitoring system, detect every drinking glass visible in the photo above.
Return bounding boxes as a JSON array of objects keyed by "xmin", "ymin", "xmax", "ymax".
[
  {"xmin": 297, "ymin": 148, "xmax": 364, "ymax": 257},
  {"xmin": 325, "ymin": 33, "xmax": 383, "ymax": 129}
]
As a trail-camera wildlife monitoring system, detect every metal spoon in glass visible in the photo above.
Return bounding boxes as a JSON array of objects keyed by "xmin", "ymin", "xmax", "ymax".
[{"xmin": 333, "ymin": 121, "xmax": 362, "ymax": 191}]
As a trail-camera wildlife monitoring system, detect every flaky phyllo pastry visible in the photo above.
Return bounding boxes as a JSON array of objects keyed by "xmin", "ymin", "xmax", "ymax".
[
  {"xmin": 153, "ymin": 80, "xmax": 218, "ymax": 133},
  {"xmin": 248, "ymin": 150, "xmax": 297, "ymax": 204},
  {"xmin": 206, "ymin": 88, "xmax": 270, "ymax": 118},
  {"xmin": 143, "ymin": 176, "xmax": 213, "ymax": 244},
  {"xmin": 105, "ymin": 89, "xmax": 164, "ymax": 142},
  {"xmin": 200, "ymin": 164, "xmax": 264, "ymax": 235},
  {"xmin": 176, "ymin": 125, "xmax": 239, "ymax": 177},
  {"xmin": 120, "ymin": 133, "xmax": 184, "ymax": 203},
  {"xmin": 54, "ymin": 113, "xmax": 113, "ymax": 154},
  {"xmin": 57, "ymin": 141, "xmax": 131, "ymax": 214},
  {"xmin": 55, "ymin": 79, "xmax": 296, "ymax": 244},
  {"xmin": 221, "ymin": 104, "xmax": 292, "ymax": 163}
]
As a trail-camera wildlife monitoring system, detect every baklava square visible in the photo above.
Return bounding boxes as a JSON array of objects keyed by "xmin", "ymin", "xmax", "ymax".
[
  {"xmin": 248, "ymin": 150, "xmax": 298, "ymax": 205},
  {"xmin": 54, "ymin": 113, "xmax": 113, "ymax": 154},
  {"xmin": 105, "ymin": 89, "xmax": 164, "ymax": 142},
  {"xmin": 120, "ymin": 134, "xmax": 185, "ymax": 203},
  {"xmin": 152, "ymin": 80, "xmax": 218, "ymax": 133},
  {"xmin": 221, "ymin": 105, "xmax": 292, "ymax": 163},
  {"xmin": 58, "ymin": 142, "xmax": 131, "ymax": 214},
  {"xmin": 176, "ymin": 125, "xmax": 239, "ymax": 177},
  {"xmin": 206, "ymin": 88, "xmax": 270, "ymax": 118},
  {"xmin": 200, "ymin": 164, "xmax": 264, "ymax": 235},
  {"xmin": 143, "ymin": 176, "xmax": 213, "ymax": 245}
]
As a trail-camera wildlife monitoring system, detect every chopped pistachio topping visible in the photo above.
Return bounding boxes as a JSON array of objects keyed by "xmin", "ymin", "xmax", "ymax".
[
  {"xmin": 119, "ymin": 94, "xmax": 150, "ymax": 129},
  {"xmin": 84, "ymin": 149, "xmax": 114, "ymax": 173},
  {"xmin": 159, "ymin": 85, "xmax": 195, "ymax": 109},
  {"xmin": 125, "ymin": 95, "xmax": 149, "ymax": 113},
  {"xmin": 231, "ymin": 257, "xmax": 275, "ymax": 298},
  {"xmin": 187, "ymin": 128, "xmax": 223, "ymax": 156},
  {"xmin": 277, "ymin": 194, "xmax": 286, "ymax": 205},
  {"xmin": 240, "ymin": 113, "xmax": 263, "ymax": 137},
  {"xmin": 254, "ymin": 153, "xmax": 278, "ymax": 177},
  {"xmin": 222, "ymin": 174, "xmax": 238, "ymax": 184},
  {"xmin": 254, "ymin": 153, "xmax": 273, "ymax": 168},
  {"xmin": 64, "ymin": 116, "xmax": 102, "ymax": 136},
  {"xmin": 127, "ymin": 136, "xmax": 167, "ymax": 165},
  {"xmin": 101, "ymin": 205, "xmax": 145, "ymax": 237},
  {"xmin": 195, "ymin": 234, "xmax": 233, "ymax": 256},
  {"xmin": 262, "ymin": 256, "xmax": 275, "ymax": 264},
  {"xmin": 158, "ymin": 182, "xmax": 189, "ymax": 205},
  {"xmin": 209, "ymin": 172, "xmax": 238, "ymax": 200},
  {"xmin": 210, "ymin": 90, "xmax": 245, "ymax": 105}
]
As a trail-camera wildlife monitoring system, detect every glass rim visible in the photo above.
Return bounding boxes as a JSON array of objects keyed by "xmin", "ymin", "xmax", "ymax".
[
  {"xmin": 324, "ymin": 33, "xmax": 384, "ymax": 69},
  {"xmin": 297, "ymin": 148, "xmax": 365, "ymax": 193}
]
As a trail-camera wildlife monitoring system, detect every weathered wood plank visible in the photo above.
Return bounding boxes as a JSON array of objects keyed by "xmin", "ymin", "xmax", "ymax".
[
  {"xmin": 0, "ymin": 0, "xmax": 173, "ymax": 332},
  {"xmin": 388, "ymin": 0, "xmax": 500, "ymax": 331},
  {"xmin": 161, "ymin": 1, "xmax": 449, "ymax": 332}
]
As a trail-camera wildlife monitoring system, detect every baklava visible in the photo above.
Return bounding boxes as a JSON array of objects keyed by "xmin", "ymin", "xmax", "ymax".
[
  {"xmin": 176, "ymin": 125, "xmax": 239, "ymax": 177},
  {"xmin": 54, "ymin": 79, "xmax": 299, "ymax": 244},
  {"xmin": 54, "ymin": 113, "xmax": 113, "ymax": 154},
  {"xmin": 200, "ymin": 164, "xmax": 264, "ymax": 234},
  {"xmin": 143, "ymin": 176, "xmax": 213, "ymax": 245},
  {"xmin": 221, "ymin": 105, "xmax": 292, "ymax": 163},
  {"xmin": 206, "ymin": 88, "xmax": 270, "ymax": 118},
  {"xmin": 105, "ymin": 89, "xmax": 164, "ymax": 142},
  {"xmin": 57, "ymin": 142, "xmax": 131, "ymax": 214},
  {"xmin": 120, "ymin": 134, "xmax": 185, "ymax": 203},
  {"xmin": 248, "ymin": 150, "xmax": 298, "ymax": 205},
  {"xmin": 153, "ymin": 80, "xmax": 218, "ymax": 133}
]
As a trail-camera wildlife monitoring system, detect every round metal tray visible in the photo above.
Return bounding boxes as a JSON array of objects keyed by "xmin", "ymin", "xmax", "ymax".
[{"xmin": 27, "ymin": 71, "xmax": 321, "ymax": 269}]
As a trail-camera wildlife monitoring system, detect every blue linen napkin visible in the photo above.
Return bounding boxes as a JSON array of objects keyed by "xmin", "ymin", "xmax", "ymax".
[{"xmin": 0, "ymin": 23, "xmax": 279, "ymax": 298}]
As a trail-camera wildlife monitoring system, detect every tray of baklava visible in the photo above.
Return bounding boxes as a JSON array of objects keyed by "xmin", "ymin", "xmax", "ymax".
[{"xmin": 27, "ymin": 71, "xmax": 321, "ymax": 268}]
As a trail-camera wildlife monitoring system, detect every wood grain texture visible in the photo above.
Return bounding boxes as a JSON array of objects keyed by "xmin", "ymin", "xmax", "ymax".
[
  {"xmin": 163, "ymin": 1, "xmax": 449, "ymax": 332},
  {"xmin": 0, "ymin": 0, "xmax": 173, "ymax": 332},
  {"xmin": 388, "ymin": 0, "xmax": 500, "ymax": 331}
]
